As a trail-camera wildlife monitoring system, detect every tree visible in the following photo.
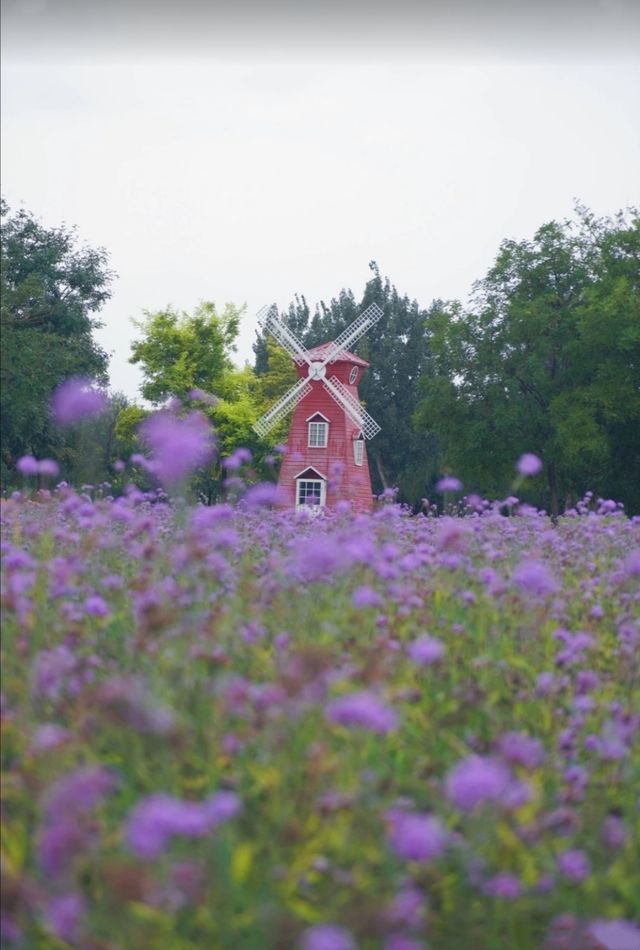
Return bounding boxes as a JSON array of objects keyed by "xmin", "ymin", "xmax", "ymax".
[
  {"xmin": 1, "ymin": 199, "xmax": 113, "ymax": 476},
  {"xmin": 129, "ymin": 301, "xmax": 274, "ymax": 502},
  {"xmin": 415, "ymin": 206, "xmax": 640, "ymax": 514},
  {"xmin": 129, "ymin": 301, "xmax": 241, "ymax": 404}
]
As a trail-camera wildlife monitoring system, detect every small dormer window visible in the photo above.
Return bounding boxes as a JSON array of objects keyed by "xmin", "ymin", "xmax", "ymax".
[
  {"xmin": 349, "ymin": 366, "xmax": 358, "ymax": 384},
  {"xmin": 308, "ymin": 419, "xmax": 328, "ymax": 448}
]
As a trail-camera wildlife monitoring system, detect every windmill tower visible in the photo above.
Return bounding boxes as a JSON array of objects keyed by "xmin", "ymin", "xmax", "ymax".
[{"xmin": 254, "ymin": 303, "xmax": 383, "ymax": 512}]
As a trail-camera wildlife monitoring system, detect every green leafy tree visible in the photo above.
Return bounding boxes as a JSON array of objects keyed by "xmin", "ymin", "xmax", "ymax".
[
  {"xmin": 129, "ymin": 301, "xmax": 273, "ymax": 502},
  {"xmin": 129, "ymin": 301, "xmax": 241, "ymax": 404},
  {"xmin": 1, "ymin": 199, "xmax": 113, "ymax": 478},
  {"xmin": 415, "ymin": 206, "xmax": 640, "ymax": 514}
]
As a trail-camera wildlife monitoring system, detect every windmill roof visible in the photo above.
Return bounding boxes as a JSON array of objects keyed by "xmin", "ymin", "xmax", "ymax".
[{"xmin": 306, "ymin": 343, "xmax": 370, "ymax": 367}]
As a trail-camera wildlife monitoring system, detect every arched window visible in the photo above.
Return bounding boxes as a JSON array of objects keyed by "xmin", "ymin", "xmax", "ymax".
[{"xmin": 353, "ymin": 434, "xmax": 364, "ymax": 466}]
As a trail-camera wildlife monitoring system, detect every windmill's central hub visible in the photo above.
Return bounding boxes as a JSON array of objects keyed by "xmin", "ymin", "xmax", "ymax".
[{"xmin": 308, "ymin": 362, "xmax": 327, "ymax": 381}]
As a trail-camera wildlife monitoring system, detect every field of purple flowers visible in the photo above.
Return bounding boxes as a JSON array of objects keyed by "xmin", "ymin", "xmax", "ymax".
[{"xmin": 2, "ymin": 479, "xmax": 639, "ymax": 949}]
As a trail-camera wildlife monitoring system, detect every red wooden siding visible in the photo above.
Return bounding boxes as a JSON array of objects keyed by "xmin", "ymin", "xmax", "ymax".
[{"xmin": 277, "ymin": 347, "xmax": 375, "ymax": 512}]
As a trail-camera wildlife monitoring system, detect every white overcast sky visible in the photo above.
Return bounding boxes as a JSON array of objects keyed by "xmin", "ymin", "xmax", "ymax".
[{"xmin": 2, "ymin": 0, "xmax": 639, "ymax": 400}]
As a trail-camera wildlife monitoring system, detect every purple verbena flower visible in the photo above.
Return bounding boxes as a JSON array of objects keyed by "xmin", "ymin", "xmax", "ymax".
[
  {"xmin": 436, "ymin": 476, "xmax": 463, "ymax": 493},
  {"xmin": 602, "ymin": 815, "xmax": 628, "ymax": 850},
  {"xmin": 557, "ymin": 848, "xmax": 591, "ymax": 883},
  {"xmin": 516, "ymin": 453, "xmax": 543, "ymax": 476},
  {"xmin": 512, "ymin": 560, "xmax": 559, "ymax": 597},
  {"xmin": 44, "ymin": 893, "xmax": 85, "ymax": 943},
  {"xmin": 498, "ymin": 732, "xmax": 545, "ymax": 770},
  {"xmin": 17, "ymin": 455, "xmax": 40, "ymax": 476},
  {"xmin": 38, "ymin": 819, "xmax": 91, "ymax": 876},
  {"xmin": 407, "ymin": 635, "xmax": 445, "ymax": 665},
  {"xmin": 445, "ymin": 755, "xmax": 512, "ymax": 812},
  {"xmin": 300, "ymin": 924, "xmax": 356, "ymax": 950},
  {"xmin": 43, "ymin": 766, "xmax": 117, "ymax": 823},
  {"xmin": 352, "ymin": 586, "xmax": 384, "ymax": 609},
  {"xmin": 326, "ymin": 691, "xmax": 398, "ymax": 735},
  {"xmin": 84, "ymin": 594, "xmax": 110, "ymax": 618},
  {"xmin": 31, "ymin": 723, "xmax": 72, "ymax": 753},
  {"xmin": 385, "ymin": 936, "xmax": 425, "ymax": 950},
  {"xmin": 139, "ymin": 410, "xmax": 215, "ymax": 487},
  {"xmin": 587, "ymin": 919, "xmax": 640, "ymax": 950},
  {"xmin": 32, "ymin": 645, "xmax": 77, "ymax": 700},
  {"xmin": 385, "ymin": 886, "xmax": 426, "ymax": 928},
  {"xmin": 38, "ymin": 458, "xmax": 60, "ymax": 478},
  {"xmin": 241, "ymin": 483, "xmax": 286, "ymax": 508},
  {"xmin": 223, "ymin": 447, "xmax": 253, "ymax": 470},
  {"xmin": 126, "ymin": 790, "xmax": 241, "ymax": 859},
  {"xmin": 483, "ymin": 872, "xmax": 522, "ymax": 899},
  {"xmin": 51, "ymin": 377, "xmax": 107, "ymax": 425},
  {"xmin": 387, "ymin": 811, "xmax": 448, "ymax": 862}
]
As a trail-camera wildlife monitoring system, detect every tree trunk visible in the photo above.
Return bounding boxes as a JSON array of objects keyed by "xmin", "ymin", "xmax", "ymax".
[
  {"xmin": 548, "ymin": 462, "xmax": 559, "ymax": 520},
  {"xmin": 374, "ymin": 452, "xmax": 389, "ymax": 490}
]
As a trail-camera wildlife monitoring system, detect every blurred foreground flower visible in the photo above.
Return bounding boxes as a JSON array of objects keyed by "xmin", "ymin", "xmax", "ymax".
[
  {"xmin": 557, "ymin": 848, "xmax": 591, "ymax": 883},
  {"xmin": 45, "ymin": 893, "xmax": 85, "ymax": 943},
  {"xmin": 436, "ymin": 476, "xmax": 463, "ymax": 493},
  {"xmin": 300, "ymin": 923, "xmax": 356, "ymax": 950},
  {"xmin": 139, "ymin": 410, "xmax": 215, "ymax": 487},
  {"xmin": 512, "ymin": 560, "xmax": 560, "ymax": 598},
  {"xmin": 407, "ymin": 635, "xmax": 445, "ymax": 665},
  {"xmin": 445, "ymin": 755, "xmax": 527, "ymax": 812},
  {"xmin": 126, "ymin": 790, "xmax": 242, "ymax": 859},
  {"xmin": 587, "ymin": 919, "xmax": 640, "ymax": 950},
  {"xmin": 387, "ymin": 810, "xmax": 448, "ymax": 862},
  {"xmin": 517, "ymin": 453, "xmax": 543, "ymax": 476},
  {"xmin": 51, "ymin": 377, "xmax": 107, "ymax": 425},
  {"xmin": 17, "ymin": 455, "xmax": 60, "ymax": 478},
  {"xmin": 326, "ymin": 691, "xmax": 398, "ymax": 735}
]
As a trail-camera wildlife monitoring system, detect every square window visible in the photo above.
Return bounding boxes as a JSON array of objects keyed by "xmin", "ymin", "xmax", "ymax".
[
  {"xmin": 297, "ymin": 479, "xmax": 325, "ymax": 506},
  {"xmin": 308, "ymin": 421, "xmax": 328, "ymax": 448}
]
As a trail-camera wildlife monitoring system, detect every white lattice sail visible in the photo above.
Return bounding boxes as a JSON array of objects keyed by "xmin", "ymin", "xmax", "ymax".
[{"xmin": 323, "ymin": 376, "xmax": 381, "ymax": 439}]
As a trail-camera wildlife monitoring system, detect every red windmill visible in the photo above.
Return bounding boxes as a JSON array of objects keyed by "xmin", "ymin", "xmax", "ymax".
[{"xmin": 253, "ymin": 303, "xmax": 383, "ymax": 512}]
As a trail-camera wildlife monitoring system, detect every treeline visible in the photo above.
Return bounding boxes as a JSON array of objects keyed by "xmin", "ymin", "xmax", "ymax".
[{"xmin": 2, "ymin": 198, "xmax": 638, "ymax": 513}]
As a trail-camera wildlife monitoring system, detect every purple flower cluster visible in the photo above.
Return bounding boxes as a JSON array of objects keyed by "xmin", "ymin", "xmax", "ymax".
[
  {"xmin": 445, "ymin": 755, "xmax": 530, "ymax": 812},
  {"xmin": 126, "ymin": 790, "xmax": 242, "ymax": 858},
  {"xmin": 139, "ymin": 409, "xmax": 215, "ymax": 486},
  {"xmin": 406, "ymin": 635, "xmax": 445, "ymax": 665},
  {"xmin": 386, "ymin": 810, "xmax": 448, "ymax": 862},
  {"xmin": 51, "ymin": 377, "xmax": 107, "ymax": 425},
  {"xmin": 38, "ymin": 766, "xmax": 117, "ymax": 876},
  {"xmin": 325, "ymin": 691, "xmax": 398, "ymax": 735}
]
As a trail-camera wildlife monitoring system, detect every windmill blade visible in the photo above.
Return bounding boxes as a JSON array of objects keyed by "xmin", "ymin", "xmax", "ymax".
[
  {"xmin": 253, "ymin": 377, "xmax": 313, "ymax": 437},
  {"xmin": 320, "ymin": 303, "xmax": 383, "ymax": 366},
  {"xmin": 257, "ymin": 304, "xmax": 311, "ymax": 367},
  {"xmin": 323, "ymin": 376, "xmax": 381, "ymax": 440}
]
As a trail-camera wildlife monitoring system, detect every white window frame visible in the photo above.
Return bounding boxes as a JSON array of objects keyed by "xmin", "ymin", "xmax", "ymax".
[
  {"xmin": 353, "ymin": 437, "xmax": 364, "ymax": 466},
  {"xmin": 308, "ymin": 420, "xmax": 328, "ymax": 448},
  {"xmin": 349, "ymin": 366, "xmax": 359, "ymax": 384},
  {"xmin": 296, "ymin": 478, "xmax": 326, "ymax": 507}
]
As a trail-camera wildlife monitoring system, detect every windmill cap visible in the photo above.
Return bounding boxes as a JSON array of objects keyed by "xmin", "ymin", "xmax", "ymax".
[{"xmin": 306, "ymin": 343, "xmax": 370, "ymax": 367}]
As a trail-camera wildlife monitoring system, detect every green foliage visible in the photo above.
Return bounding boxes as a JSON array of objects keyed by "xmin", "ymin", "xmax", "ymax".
[
  {"xmin": 0, "ymin": 198, "xmax": 113, "ymax": 474},
  {"xmin": 129, "ymin": 301, "xmax": 242, "ymax": 404},
  {"xmin": 129, "ymin": 302, "xmax": 282, "ymax": 502},
  {"xmin": 415, "ymin": 206, "xmax": 640, "ymax": 514}
]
